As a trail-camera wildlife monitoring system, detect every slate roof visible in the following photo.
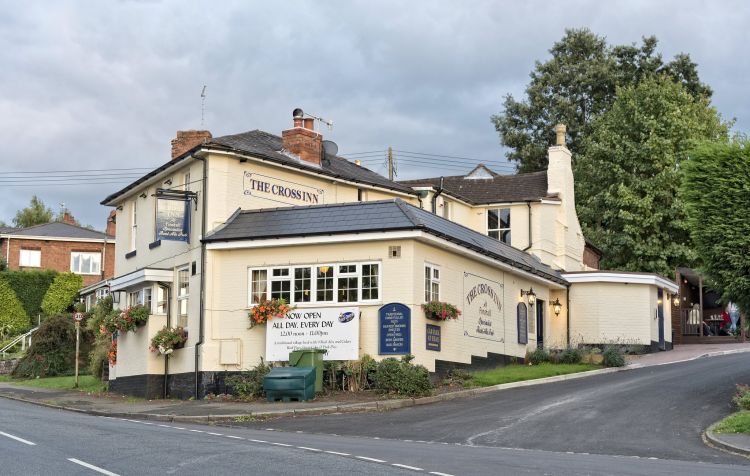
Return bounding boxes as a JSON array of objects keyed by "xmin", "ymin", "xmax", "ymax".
[
  {"xmin": 0, "ymin": 226, "xmax": 17, "ymax": 234},
  {"xmin": 2, "ymin": 222, "xmax": 113, "ymax": 240},
  {"xmin": 204, "ymin": 199, "xmax": 566, "ymax": 285},
  {"xmin": 399, "ymin": 165, "xmax": 549, "ymax": 204},
  {"xmin": 102, "ymin": 130, "xmax": 415, "ymax": 205}
]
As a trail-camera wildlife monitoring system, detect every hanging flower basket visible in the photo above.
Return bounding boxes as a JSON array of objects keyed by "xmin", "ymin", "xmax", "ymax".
[
  {"xmin": 150, "ymin": 326, "xmax": 188, "ymax": 355},
  {"xmin": 120, "ymin": 305, "xmax": 150, "ymax": 332},
  {"xmin": 248, "ymin": 298, "xmax": 294, "ymax": 328},
  {"xmin": 107, "ymin": 340, "xmax": 118, "ymax": 365},
  {"xmin": 421, "ymin": 301, "xmax": 461, "ymax": 321}
]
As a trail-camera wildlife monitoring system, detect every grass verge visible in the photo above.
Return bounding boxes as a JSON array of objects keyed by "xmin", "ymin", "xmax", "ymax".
[
  {"xmin": 5, "ymin": 375, "xmax": 107, "ymax": 393},
  {"xmin": 714, "ymin": 411, "xmax": 750, "ymax": 434},
  {"xmin": 466, "ymin": 363, "xmax": 600, "ymax": 388}
]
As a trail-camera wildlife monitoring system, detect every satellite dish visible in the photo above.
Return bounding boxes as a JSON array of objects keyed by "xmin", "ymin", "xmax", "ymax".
[{"xmin": 322, "ymin": 140, "xmax": 338, "ymax": 157}]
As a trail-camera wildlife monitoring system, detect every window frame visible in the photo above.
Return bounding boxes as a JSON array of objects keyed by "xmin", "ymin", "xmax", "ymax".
[
  {"xmin": 130, "ymin": 199, "xmax": 138, "ymax": 251},
  {"xmin": 70, "ymin": 251, "xmax": 102, "ymax": 275},
  {"xmin": 248, "ymin": 261, "xmax": 381, "ymax": 307},
  {"xmin": 19, "ymin": 248, "xmax": 41, "ymax": 268},
  {"xmin": 487, "ymin": 207, "xmax": 511, "ymax": 244},
  {"xmin": 177, "ymin": 266, "xmax": 190, "ymax": 329},
  {"xmin": 424, "ymin": 263, "xmax": 441, "ymax": 303}
]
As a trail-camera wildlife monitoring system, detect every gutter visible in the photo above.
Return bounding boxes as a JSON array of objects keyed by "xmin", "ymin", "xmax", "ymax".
[
  {"xmin": 194, "ymin": 155, "xmax": 208, "ymax": 400},
  {"xmin": 522, "ymin": 201, "xmax": 533, "ymax": 251},
  {"xmin": 431, "ymin": 177, "xmax": 445, "ymax": 214}
]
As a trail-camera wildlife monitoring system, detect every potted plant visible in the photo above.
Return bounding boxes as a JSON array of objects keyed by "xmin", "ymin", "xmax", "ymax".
[
  {"xmin": 150, "ymin": 326, "xmax": 188, "ymax": 355},
  {"xmin": 120, "ymin": 305, "xmax": 150, "ymax": 332},
  {"xmin": 421, "ymin": 301, "xmax": 461, "ymax": 321},
  {"xmin": 248, "ymin": 298, "xmax": 293, "ymax": 328}
]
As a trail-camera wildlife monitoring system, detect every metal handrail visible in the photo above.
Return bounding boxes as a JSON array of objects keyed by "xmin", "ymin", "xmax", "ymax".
[{"xmin": 0, "ymin": 327, "xmax": 39, "ymax": 356}]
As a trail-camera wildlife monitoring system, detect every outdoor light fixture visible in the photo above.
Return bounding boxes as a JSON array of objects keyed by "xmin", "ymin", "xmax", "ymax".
[
  {"xmin": 672, "ymin": 294, "xmax": 680, "ymax": 307},
  {"xmin": 139, "ymin": 192, "xmax": 147, "ymax": 198},
  {"xmin": 521, "ymin": 287, "xmax": 536, "ymax": 306},
  {"xmin": 552, "ymin": 298, "xmax": 562, "ymax": 316},
  {"xmin": 164, "ymin": 178, "xmax": 173, "ymax": 186}
]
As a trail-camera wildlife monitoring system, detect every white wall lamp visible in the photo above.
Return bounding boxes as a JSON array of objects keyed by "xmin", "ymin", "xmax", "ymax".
[
  {"xmin": 551, "ymin": 298, "xmax": 562, "ymax": 316},
  {"xmin": 521, "ymin": 287, "xmax": 536, "ymax": 306}
]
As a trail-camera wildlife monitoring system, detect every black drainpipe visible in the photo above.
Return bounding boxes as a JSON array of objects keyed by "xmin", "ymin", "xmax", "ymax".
[
  {"xmin": 194, "ymin": 155, "xmax": 208, "ymax": 400},
  {"xmin": 566, "ymin": 284, "xmax": 571, "ymax": 348},
  {"xmin": 158, "ymin": 282, "xmax": 171, "ymax": 399},
  {"xmin": 431, "ymin": 177, "xmax": 445, "ymax": 214},
  {"xmin": 522, "ymin": 201, "xmax": 532, "ymax": 251}
]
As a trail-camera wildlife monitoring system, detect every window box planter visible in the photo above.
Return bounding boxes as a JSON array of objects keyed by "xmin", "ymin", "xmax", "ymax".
[{"xmin": 422, "ymin": 301, "xmax": 461, "ymax": 321}]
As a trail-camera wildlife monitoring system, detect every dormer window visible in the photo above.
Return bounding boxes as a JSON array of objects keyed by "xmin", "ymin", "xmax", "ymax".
[{"xmin": 488, "ymin": 208, "xmax": 511, "ymax": 244}]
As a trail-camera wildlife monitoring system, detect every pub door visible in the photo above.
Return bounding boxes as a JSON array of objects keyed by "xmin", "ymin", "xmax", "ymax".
[{"xmin": 536, "ymin": 299, "xmax": 545, "ymax": 348}]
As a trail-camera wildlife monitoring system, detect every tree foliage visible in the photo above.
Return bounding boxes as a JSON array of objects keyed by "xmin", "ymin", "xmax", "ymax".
[
  {"xmin": 41, "ymin": 272, "xmax": 83, "ymax": 316},
  {"xmin": 0, "ymin": 275, "xmax": 29, "ymax": 334},
  {"xmin": 2, "ymin": 270, "xmax": 57, "ymax": 321},
  {"xmin": 492, "ymin": 28, "xmax": 712, "ymax": 172},
  {"xmin": 12, "ymin": 195, "xmax": 53, "ymax": 228},
  {"xmin": 681, "ymin": 140, "xmax": 750, "ymax": 315},
  {"xmin": 574, "ymin": 76, "xmax": 729, "ymax": 276}
]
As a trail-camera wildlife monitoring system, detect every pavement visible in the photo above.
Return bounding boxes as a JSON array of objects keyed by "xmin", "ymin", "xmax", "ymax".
[{"xmin": 1, "ymin": 343, "xmax": 750, "ymax": 453}]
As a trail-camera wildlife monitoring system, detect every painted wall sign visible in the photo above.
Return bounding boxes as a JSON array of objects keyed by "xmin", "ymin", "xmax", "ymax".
[
  {"xmin": 462, "ymin": 272, "xmax": 505, "ymax": 343},
  {"xmin": 517, "ymin": 303, "xmax": 528, "ymax": 345},
  {"xmin": 426, "ymin": 324, "xmax": 441, "ymax": 351},
  {"xmin": 243, "ymin": 171, "xmax": 325, "ymax": 206},
  {"xmin": 156, "ymin": 198, "xmax": 190, "ymax": 242},
  {"xmin": 266, "ymin": 307, "xmax": 359, "ymax": 361},
  {"xmin": 378, "ymin": 303, "xmax": 411, "ymax": 355}
]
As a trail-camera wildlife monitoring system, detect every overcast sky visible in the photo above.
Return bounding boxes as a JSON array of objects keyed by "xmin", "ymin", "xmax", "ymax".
[{"xmin": 1, "ymin": 0, "xmax": 748, "ymax": 229}]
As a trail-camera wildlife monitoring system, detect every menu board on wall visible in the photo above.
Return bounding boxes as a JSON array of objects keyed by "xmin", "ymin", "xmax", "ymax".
[
  {"xmin": 462, "ymin": 272, "xmax": 505, "ymax": 343},
  {"xmin": 378, "ymin": 303, "xmax": 411, "ymax": 355},
  {"xmin": 265, "ymin": 307, "xmax": 359, "ymax": 361}
]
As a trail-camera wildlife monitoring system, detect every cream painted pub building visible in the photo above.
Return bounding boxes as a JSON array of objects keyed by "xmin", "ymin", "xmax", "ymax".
[{"xmin": 101, "ymin": 111, "xmax": 676, "ymax": 399}]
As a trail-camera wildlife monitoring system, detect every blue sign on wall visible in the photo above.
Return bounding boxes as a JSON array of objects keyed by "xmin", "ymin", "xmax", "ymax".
[
  {"xmin": 156, "ymin": 198, "xmax": 190, "ymax": 242},
  {"xmin": 426, "ymin": 324, "xmax": 441, "ymax": 351},
  {"xmin": 379, "ymin": 303, "xmax": 411, "ymax": 355}
]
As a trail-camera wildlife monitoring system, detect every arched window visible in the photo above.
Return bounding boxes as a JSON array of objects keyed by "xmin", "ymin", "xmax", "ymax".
[{"xmin": 517, "ymin": 302, "xmax": 528, "ymax": 344}]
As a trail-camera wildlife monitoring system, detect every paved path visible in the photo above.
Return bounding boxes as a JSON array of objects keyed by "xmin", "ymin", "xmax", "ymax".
[{"xmin": 2, "ymin": 397, "xmax": 748, "ymax": 476}]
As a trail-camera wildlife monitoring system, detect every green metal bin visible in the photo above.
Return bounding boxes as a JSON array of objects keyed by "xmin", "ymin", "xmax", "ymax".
[
  {"xmin": 289, "ymin": 348, "xmax": 327, "ymax": 392},
  {"xmin": 263, "ymin": 367, "xmax": 316, "ymax": 402}
]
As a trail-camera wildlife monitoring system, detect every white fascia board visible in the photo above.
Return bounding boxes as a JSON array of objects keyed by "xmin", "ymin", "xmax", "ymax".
[
  {"xmin": 540, "ymin": 199, "xmax": 562, "ymax": 205},
  {"xmin": 562, "ymin": 272, "xmax": 678, "ymax": 293},
  {"xmin": 206, "ymin": 230, "xmax": 566, "ymax": 289},
  {"xmin": 206, "ymin": 230, "xmax": 422, "ymax": 250},
  {"xmin": 80, "ymin": 279, "xmax": 112, "ymax": 295},
  {"xmin": 107, "ymin": 157, "xmax": 197, "ymax": 206},
  {"xmin": 0, "ymin": 235, "xmax": 114, "ymax": 244},
  {"xmin": 203, "ymin": 148, "xmax": 416, "ymax": 199},
  {"xmin": 109, "ymin": 268, "xmax": 174, "ymax": 292}
]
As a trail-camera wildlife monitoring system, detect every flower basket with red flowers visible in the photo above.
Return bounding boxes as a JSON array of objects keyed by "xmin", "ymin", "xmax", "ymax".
[
  {"xmin": 101, "ymin": 309, "xmax": 122, "ymax": 335},
  {"xmin": 248, "ymin": 298, "xmax": 294, "ymax": 328},
  {"xmin": 119, "ymin": 305, "xmax": 150, "ymax": 332},
  {"xmin": 107, "ymin": 340, "xmax": 117, "ymax": 365},
  {"xmin": 421, "ymin": 301, "xmax": 461, "ymax": 321},
  {"xmin": 150, "ymin": 326, "xmax": 188, "ymax": 355}
]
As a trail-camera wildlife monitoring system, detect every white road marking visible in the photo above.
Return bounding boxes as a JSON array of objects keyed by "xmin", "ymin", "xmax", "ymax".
[
  {"xmin": 429, "ymin": 472, "xmax": 455, "ymax": 476},
  {"xmin": 126, "ymin": 419, "xmax": 140, "ymax": 423},
  {"xmin": 249, "ymin": 439, "xmax": 267, "ymax": 443},
  {"xmin": 325, "ymin": 451, "xmax": 350, "ymax": 456},
  {"xmin": 67, "ymin": 458, "xmax": 119, "ymax": 476},
  {"xmin": 226, "ymin": 435, "xmax": 243, "ymax": 439},
  {"xmin": 269, "ymin": 442, "xmax": 292, "ymax": 447},
  {"xmin": 0, "ymin": 431, "xmax": 35, "ymax": 446},
  {"xmin": 356, "ymin": 456, "xmax": 386, "ymax": 463},
  {"xmin": 140, "ymin": 422, "xmax": 154, "ymax": 425},
  {"xmin": 207, "ymin": 432, "xmax": 223, "ymax": 436},
  {"xmin": 392, "ymin": 463, "xmax": 423, "ymax": 471},
  {"xmin": 172, "ymin": 427, "xmax": 186, "ymax": 430},
  {"xmin": 189, "ymin": 429, "xmax": 204, "ymax": 433},
  {"xmin": 157, "ymin": 424, "xmax": 171, "ymax": 428},
  {"xmin": 297, "ymin": 446, "xmax": 321, "ymax": 452}
]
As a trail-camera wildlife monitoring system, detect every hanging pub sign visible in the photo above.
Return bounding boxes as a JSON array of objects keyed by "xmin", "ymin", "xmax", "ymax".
[
  {"xmin": 426, "ymin": 324, "xmax": 441, "ymax": 351},
  {"xmin": 463, "ymin": 272, "xmax": 505, "ymax": 343},
  {"xmin": 378, "ymin": 303, "xmax": 411, "ymax": 355},
  {"xmin": 266, "ymin": 307, "xmax": 359, "ymax": 361},
  {"xmin": 156, "ymin": 197, "xmax": 190, "ymax": 242}
]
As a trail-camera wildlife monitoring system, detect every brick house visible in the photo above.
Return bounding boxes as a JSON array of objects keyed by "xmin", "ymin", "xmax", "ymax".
[{"xmin": 0, "ymin": 212, "xmax": 116, "ymax": 286}]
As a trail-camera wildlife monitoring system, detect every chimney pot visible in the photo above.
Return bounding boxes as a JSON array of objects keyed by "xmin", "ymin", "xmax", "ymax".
[
  {"xmin": 355, "ymin": 160, "xmax": 362, "ymax": 166},
  {"xmin": 555, "ymin": 124, "xmax": 567, "ymax": 147},
  {"xmin": 303, "ymin": 118, "xmax": 314, "ymax": 130}
]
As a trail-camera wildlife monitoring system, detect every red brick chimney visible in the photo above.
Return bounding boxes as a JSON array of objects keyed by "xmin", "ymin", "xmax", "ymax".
[
  {"xmin": 282, "ymin": 108, "xmax": 322, "ymax": 166},
  {"xmin": 171, "ymin": 130, "xmax": 212, "ymax": 160},
  {"xmin": 62, "ymin": 211, "xmax": 76, "ymax": 225},
  {"xmin": 106, "ymin": 210, "xmax": 116, "ymax": 237}
]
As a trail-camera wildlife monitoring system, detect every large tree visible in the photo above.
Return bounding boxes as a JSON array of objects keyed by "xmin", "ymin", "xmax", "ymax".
[
  {"xmin": 681, "ymin": 140, "xmax": 750, "ymax": 315},
  {"xmin": 12, "ymin": 195, "xmax": 53, "ymax": 228},
  {"xmin": 574, "ymin": 76, "xmax": 729, "ymax": 276},
  {"xmin": 492, "ymin": 28, "xmax": 712, "ymax": 172}
]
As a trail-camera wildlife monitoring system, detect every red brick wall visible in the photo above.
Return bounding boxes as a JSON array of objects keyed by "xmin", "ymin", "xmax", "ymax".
[
  {"xmin": 582, "ymin": 246, "xmax": 601, "ymax": 270},
  {"xmin": 3, "ymin": 238, "xmax": 115, "ymax": 286}
]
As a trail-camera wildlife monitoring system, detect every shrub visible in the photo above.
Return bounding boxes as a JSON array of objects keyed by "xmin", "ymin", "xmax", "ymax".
[
  {"xmin": 2, "ymin": 270, "xmax": 56, "ymax": 321},
  {"xmin": 559, "ymin": 348, "xmax": 583, "ymax": 364},
  {"xmin": 12, "ymin": 314, "xmax": 94, "ymax": 378},
  {"xmin": 527, "ymin": 348, "xmax": 550, "ymax": 365},
  {"xmin": 602, "ymin": 347, "xmax": 626, "ymax": 367},
  {"xmin": 733, "ymin": 384, "xmax": 750, "ymax": 411},
  {"xmin": 41, "ymin": 273, "xmax": 83, "ymax": 316},
  {"xmin": 87, "ymin": 296, "xmax": 114, "ymax": 378},
  {"xmin": 0, "ymin": 275, "xmax": 29, "ymax": 334},
  {"xmin": 225, "ymin": 358, "xmax": 272, "ymax": 399},
  {"xmin": 118, "ymin": 305, "xmax": 149, "ymax": 332},
  {"xmin": 374, "ymin": 354, "xmax": 432, "ymax": 397}
]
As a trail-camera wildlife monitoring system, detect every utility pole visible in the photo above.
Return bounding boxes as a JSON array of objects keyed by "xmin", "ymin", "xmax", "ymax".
[{"xmin": 387, "ymin": 146, "xmax": 395, "ymax": 181}]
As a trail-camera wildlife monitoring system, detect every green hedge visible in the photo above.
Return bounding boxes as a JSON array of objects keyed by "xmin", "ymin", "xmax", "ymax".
[
  {"xmin": 41, "ymin": 272, "xmax": 83, "ymax": 316},
  {"xmin": 0, "ymin": 275, "xmax": 29, "ymax": 333},
  {"xmin": 1, "ymin": 270, "xmax": 57, "ymax": 321}
]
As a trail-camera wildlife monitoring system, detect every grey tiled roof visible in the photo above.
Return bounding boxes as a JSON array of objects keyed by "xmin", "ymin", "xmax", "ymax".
[
  {"xmin": 399, "ymin": 167, "xmax": 549, "ymax": 204},
  {"xmin": 5, "ymin": 222, "xmax": 113, "ymax": 240},
  {"xmin": 102, "ymin": 130, "xmax": 415, "ymax": 205},
  {"xmin": 204, "ymin": 199, "xmax": 566, "ymax": 285},
  {"xmin": 0, "ymin": 226, "xmax": 17, "ymax": 234}
]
